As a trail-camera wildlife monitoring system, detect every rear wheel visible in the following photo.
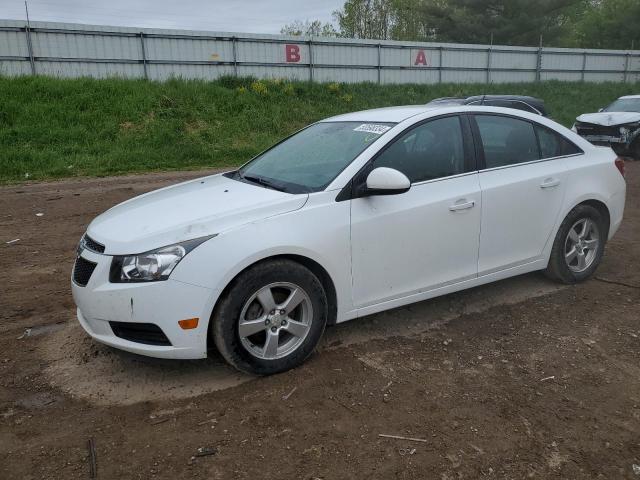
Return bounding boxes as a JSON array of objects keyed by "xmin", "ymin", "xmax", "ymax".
[
  {"xmin": 545, "ymin": 205, "xmax": 606, "ymax": 284},
  {"xmin": 212, "ymin": 259, "xmax": 328, "ymax": 375}
]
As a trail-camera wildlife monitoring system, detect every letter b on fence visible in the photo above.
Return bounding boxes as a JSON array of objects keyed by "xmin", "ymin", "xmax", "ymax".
[{"xmin": 286, "ymin": 44, "xmax": 301, "ymax": 63}]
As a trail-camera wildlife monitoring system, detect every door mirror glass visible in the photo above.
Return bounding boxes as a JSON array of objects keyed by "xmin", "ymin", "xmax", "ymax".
[{"xmin": 365, "ymin": 167, "xmax": 411, "ymax": 195}]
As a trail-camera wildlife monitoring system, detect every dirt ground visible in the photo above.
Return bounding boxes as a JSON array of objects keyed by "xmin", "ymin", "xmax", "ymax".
[{"xmin": 1, "ymin": 164, "xmax": 639, "ymax": 479}]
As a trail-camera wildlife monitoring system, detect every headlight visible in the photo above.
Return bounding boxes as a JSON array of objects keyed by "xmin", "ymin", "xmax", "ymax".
[
  {"xmin": 620, "ymin": 126, "xmax": 630, "ymax": 135},
  {"xmin": 109, "ymin": 235, "xmax": 214, "ymax": 283}
]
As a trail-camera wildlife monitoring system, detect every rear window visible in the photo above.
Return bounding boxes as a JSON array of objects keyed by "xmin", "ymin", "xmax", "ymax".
[{"xmin": 535, "ymin": 126, "xmax": 582, "ymax": 159}]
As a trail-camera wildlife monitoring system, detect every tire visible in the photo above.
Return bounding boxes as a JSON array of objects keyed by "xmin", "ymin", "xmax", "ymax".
[
  {"xmin": 545, "ymin": 204, "xmax": 607, "ymax": 284},
  {"xmin": 211, "ymin": 259, "xmax": 328, "ymax": 375}
]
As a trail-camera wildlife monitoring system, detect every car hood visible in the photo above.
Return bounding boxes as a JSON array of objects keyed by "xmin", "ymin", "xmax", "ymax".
[
  {"xmin": 87, "ymin": 173, "xmax": 308, "ymax": 255},
  {"xmin": 576, "ymin": 111, "xmax": 640, "ymax": 127}
]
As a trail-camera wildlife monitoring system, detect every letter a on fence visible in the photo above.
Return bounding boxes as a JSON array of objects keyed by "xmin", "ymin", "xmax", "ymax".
[
  {"xmin": 414, "ymin": 50, "xmax": 428, "ymax": 66},
  {"xmin": 286, "ymin": 44, "xmax": 301, "ymax": 63}
]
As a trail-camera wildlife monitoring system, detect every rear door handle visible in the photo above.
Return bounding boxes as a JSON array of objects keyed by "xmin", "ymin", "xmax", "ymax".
[
  {"xmin": 449, "ymin": 200, "xmax": 475, "ymax": 211},
  {"xmin": 540, "ymin": 178, "xmax": 561, "ymax": 189}
]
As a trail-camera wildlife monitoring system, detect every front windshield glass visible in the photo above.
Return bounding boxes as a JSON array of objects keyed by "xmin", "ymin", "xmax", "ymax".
[
  {"xmin": 603, "ymin": 98, "xmax": 640, "ymax": 113},
  {"xmin": 236, "ymin": 121, "xmax": 395, "ymax": 193}
]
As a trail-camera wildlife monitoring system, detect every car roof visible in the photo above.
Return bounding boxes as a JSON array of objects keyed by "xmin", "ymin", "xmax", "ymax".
[
  {"xmin": 322, "ymin": 105, "xmax": 441, "ymax": 123},
  {"xmin": 321, "ymin": 103, "xmax": 552, "ymax": 124},
  {"xmin": 619, "ymin": 94, "xmax": 640, "ymax": 100}
]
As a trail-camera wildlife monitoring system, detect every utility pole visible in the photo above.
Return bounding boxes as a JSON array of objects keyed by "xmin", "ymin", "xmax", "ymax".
[{"xmin": 536, "ymin": 34, "xmax": 543, "ymax": 82}]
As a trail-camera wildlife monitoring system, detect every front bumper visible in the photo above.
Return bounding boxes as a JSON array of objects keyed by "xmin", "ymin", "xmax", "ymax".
[{"xmin": 71, "ymin": 248, "xmax": 215, "ymax": 359}]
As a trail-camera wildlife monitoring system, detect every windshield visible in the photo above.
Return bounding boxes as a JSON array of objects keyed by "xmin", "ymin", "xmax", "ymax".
[
  {"xmin": 603, "ymin": 98, "xmax": 640, "ymax": 113},
  {"xmin": 235, "ymin": 121, "xmax": 395, "ymax": 193}
]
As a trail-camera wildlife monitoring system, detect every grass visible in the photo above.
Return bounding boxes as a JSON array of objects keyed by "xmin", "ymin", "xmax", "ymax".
[{"xmin": 1, "ymin": 75, "xmax": 638, "ymax": 183}]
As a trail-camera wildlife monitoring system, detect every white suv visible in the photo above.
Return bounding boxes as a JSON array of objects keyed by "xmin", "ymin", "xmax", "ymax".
[{"xmin": 72, "ymin": 105, "xmax": 626, "ymax": 375}]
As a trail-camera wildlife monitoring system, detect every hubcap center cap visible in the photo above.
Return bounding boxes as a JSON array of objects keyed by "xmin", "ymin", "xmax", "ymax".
[{"xmin": 268, "ymin": 312, "xmax": 285, "ymax": 326}]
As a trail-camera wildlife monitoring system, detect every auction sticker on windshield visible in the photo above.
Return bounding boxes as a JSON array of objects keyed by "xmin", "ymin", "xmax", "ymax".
[{"xmin": 353, "ymin": 124, "xmax": 392, "ymax": 135}]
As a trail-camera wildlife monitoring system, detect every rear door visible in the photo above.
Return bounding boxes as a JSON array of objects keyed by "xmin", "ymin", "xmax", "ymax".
[{"xmin": 472, "ymin": 114, "xmax": 571, "ymax": 274}]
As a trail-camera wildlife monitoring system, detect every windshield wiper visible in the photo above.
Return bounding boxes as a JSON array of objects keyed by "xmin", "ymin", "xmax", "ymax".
[{"xmin": 240, "ymin": 174, "xmax": 287, "ymax": 192}]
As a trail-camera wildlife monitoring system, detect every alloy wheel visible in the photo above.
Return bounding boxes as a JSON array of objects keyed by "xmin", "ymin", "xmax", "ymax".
[
  {"xmin": 564, "ymin": 218, "xmax": 600, "ymax": 273},
  {"xmin": 238, "ymin": 282, "xmax": 313, "ymax": 360}
]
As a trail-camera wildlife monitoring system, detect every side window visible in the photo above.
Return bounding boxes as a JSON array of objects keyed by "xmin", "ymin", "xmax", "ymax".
[
  {"xmin": 535, "ymin": 125, "xmax": 582, "ymax": 158},
  {"xmin": 372, "ymin": 116, "xmax": 466, "ymax": 183},
  {"xmin": 475, "ymin": 115, "xmax": 540, "ymax": 169}
]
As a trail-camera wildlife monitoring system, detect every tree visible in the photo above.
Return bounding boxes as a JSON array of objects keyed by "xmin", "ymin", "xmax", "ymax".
[
  {"xmin": 332, "ymin": 0, "xmax": 396, "ymax": 39},
  {"xmin": 391, "ymin": 0, "xmax": 587, "ymax": 46},
  {"xmin": 316, "ymin": 0, "xmax": 636, "ymax": 48},
  {"xmin": 572, "ymin": 0, "xmax": 640, "ymax": 49},
  {"xmin": 280, "ymin": 20, "xmax": 339, "ymax": 37}
]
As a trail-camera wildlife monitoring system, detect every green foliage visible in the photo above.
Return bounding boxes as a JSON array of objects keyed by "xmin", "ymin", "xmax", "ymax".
[
  {"xmin": 334, "ymin": 0, "xmax": 394, "ymax": 39},
  {"xmin": 572, "ymin": 0, "xmax": 640, "ymax": 49},
  {"xmin": 409, "ymin": 0, "xmax": 583, "ymax": 46},
  {"xmin": 0, "ymin": 75, "xmax": 637, "ymax": 183},
  {"xmin": 280, "ymin": 19, "xmax": 339, "ymax": 37},
  {"xmin": 326, "ymin": 0, "xmax": 635, "ymax": 48}
]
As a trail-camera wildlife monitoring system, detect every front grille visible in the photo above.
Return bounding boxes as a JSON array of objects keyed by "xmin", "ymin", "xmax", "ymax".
[
  {"xmin": 73, "ymin": 257, "xmax": 97, "ymax": 287},
  {"xmin": 109, "ymin": 322, "xmax": 172, "ymax": 346},
  {"xmin": 83, "ymin": 235, "xmax": 105, "ymax": 254},
  {"xmin": 576, "ymin": 123, "xmax": 621, "ymax": 137}
]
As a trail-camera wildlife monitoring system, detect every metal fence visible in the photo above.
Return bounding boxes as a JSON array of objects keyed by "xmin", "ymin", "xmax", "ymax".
[{"xmin": 1, "ymin": 19, "xmax": 639, "ymax": 84}]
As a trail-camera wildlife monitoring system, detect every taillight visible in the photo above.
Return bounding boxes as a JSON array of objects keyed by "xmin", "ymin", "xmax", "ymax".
[{"xmin": 615, "ymin": 157, "xmax": 625, "ymax": 177}]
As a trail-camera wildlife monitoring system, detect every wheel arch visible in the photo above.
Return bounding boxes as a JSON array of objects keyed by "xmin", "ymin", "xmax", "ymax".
[
  {"xmin": 206, "ymin": 254, "xmax": 339, "ymax": 352},
  {"xmin": 578, "ymin": 199, "xmax": 610, "ymax": 237},
  {"xmin": 559, "ymin": 196, "xmax": 611, "ymax": 239},
  {"xmin": 544, "ymin": 196, "xmax": 612, "ymax": 266}
]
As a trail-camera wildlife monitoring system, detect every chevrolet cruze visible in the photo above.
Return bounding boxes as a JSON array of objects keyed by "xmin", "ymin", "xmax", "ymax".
[{"xmin": 72, "ymin": 105, "xmax": 626, "ymax": 375}]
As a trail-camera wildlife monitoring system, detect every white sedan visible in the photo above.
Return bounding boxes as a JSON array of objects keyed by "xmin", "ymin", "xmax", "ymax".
[{"xmin": 72, "ymin": 105, "xmax": 626, "ymax": 374}]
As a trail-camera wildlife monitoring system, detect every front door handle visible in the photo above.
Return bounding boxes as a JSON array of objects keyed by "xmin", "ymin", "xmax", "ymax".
[
  {"xmin": 449, "ymin": 200, "xmax": 475, "ymax": 211},
  {"xmin": 540, "ymin": 178, "xmax": 561, "ymax": 189}
]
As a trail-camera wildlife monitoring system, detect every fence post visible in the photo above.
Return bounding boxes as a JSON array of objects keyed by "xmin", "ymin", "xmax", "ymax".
[
  {"xmin": 536, "ymin": 35, "xmax": 543, "ymax": 82},
  {"xmin": 232, "ymin": 36, "xmax": 238, "ymax": 77},
  {"xmin": 139, "ymin": 32, "xmax": 148, "ymax": 80},
  {"xmin": 377, "ymin": 43, "xmax": 381, "ymax": 84},
  {"xmin": 308, "ymin": 37, "xmax": 314, "ymax": 82},
  {"xmin": 24, "ymin": 1, "xmax": 35, "ymax": 75},
  {"xmin": 486, "ymin": 34, "xmax": 493, "ymax": 84},
  {"xmin": 438, "ymin": 46, "xmax": 443, "ymax": 83},
  {"xmin": 623, "ymin": 52, "xmax": 630, "ymax": 83},
  {"xmin": 24, "ymin": 25, "xmax": 35, "ymax": 75},
  {"xmin": 581, "ymin": 51, "xmax": 587, "ymax": 82}
]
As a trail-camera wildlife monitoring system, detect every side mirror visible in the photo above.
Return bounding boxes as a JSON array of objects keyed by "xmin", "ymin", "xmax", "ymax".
[
  {"xmin": 365, "ymin": 167, "xmax": 411, "ymax": 196},
  {"xmin": 598, "ymin": 108, "xmax": 604, "ymax": 112}
]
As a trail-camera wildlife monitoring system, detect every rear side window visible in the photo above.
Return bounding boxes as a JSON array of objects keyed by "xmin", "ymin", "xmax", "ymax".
[
  {"xmin": 373, "ymin": 116, "xmax": 466, "ymax": 183},
  {"xmin": 535, "ymin": 125, "xmax": 582, "ymax": 158},
  {"xmin": 475, "ymin": 115, "xmax": 540, "ymax": 168}
]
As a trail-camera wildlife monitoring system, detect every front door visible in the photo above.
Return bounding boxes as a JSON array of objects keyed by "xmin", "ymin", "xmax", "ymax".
[{"xmin": 350, "ymin": 115, "xmax": 481, "ymax": 308}]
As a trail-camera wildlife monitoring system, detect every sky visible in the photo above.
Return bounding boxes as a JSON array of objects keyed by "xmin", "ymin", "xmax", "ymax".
[{"xmin": 0, "ymin": 0, "xmax": 344, "ymax": 33}]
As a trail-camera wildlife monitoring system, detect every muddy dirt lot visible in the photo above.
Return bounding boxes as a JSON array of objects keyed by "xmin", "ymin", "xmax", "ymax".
[{"xmin": 1, "ymin": 164, "xmax": 639, "ymax": 479}]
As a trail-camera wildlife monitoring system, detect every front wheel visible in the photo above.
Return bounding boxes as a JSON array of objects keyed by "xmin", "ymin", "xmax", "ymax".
[
  {"xmin": 212, "ymin": 259, "xmax": 328, "ymax": 375},
  {"xmin": 545, "ymin": 204, "xmax": 606, "ymax": 284}
]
